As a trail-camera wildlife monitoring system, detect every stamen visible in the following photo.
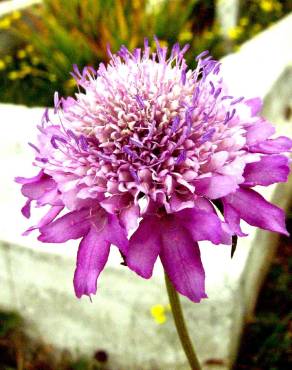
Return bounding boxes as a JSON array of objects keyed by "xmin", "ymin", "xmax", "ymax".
[
  {"xmin": 123, "ymin": 146, "xmax": 138, "ymax": 159},
  {"xmin": 200, "ymin": 128, "xmax": 216, "ymax": 143},
  {"xmin": 176, "ymin": 150, "xmax": 187, "ymax": 164},
  {"xmin": 196, "ymin": 50, "xmax": 209, "ymax": 61},
  {"xmin": 130, "ymin": 138, "xmax": 143, "ymax": 148},
  {"xmin": 135, "ymin": 95, "xmax": 145, "ymax": 109},
  {"xmin": 209, "ymin": 81, "xmax": 215, "ymax": 95},
  {"xmin": 221, "ymin": 95, "xmax": 233, "ymax": 100},
  {"xmin": 79, "ymin": 135, "xmax": 89, "ymax": 151},
  {"xmin": 28, "ymin": 142, "xmax": 40, "ymax": 153},
  {"xmin": 171, "ymin": 116, "xmax": 180, "ymax": 133},
  {"xmin": 231, "ymin": 96, "xmax": 244, "ymax": 105},
  {"xmin": 214, "ymin": 88, "xmax": 222, "ymax": 99},
  {"xmin": 50, "ymin": 135, "xmax": 67, "ymax": 149}
]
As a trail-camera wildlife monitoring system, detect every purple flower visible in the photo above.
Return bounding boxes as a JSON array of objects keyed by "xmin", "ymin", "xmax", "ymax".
[{"xmin": 17, "ymin": 40, "xmax": 291, "ymax": 302}]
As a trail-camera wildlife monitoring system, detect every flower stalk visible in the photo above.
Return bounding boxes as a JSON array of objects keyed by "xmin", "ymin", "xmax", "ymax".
[{"xmin": 165, "ymin": 272, "xmax": 201, "ymax": 370}]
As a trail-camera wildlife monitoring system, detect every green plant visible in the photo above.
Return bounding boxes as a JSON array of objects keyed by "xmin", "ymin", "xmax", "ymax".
[{"xmin": 0, "ymin": 0, "xmax": 291, "ymax": 107}]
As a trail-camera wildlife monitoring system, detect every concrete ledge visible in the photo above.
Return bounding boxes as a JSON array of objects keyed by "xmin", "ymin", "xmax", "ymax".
[
  {"xmin": 0, "ymin": 0, "xmax": 41, "ymax": 17},
  {"xmin": 1, "ymin": 13, "xmax": 292, "ymax": 370}
]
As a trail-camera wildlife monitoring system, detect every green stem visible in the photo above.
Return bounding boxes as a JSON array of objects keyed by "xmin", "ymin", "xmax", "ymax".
[{"xmin": 164, "ymin": 272, "xmax": 202, "ymax": 370}]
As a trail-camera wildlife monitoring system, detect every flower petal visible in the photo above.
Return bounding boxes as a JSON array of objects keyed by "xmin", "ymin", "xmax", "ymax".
[
  {"xmin": 243, "ymin": 155, "xmax": 290, "ymax": 186},
  {"xmin": 222, "ymin": 200, "xmax": 247, "ymax": 237},
  {"xmin": 245, "ymin": 119, "xmax": 275, "ymax": 145},
  {"xmin": 15, "ymin": 170, "xmax": 44, "ymax": 185},
  {"xmin": 245, "ymin": 97, "xmax": 263, "ymax": 116},
  {"xmin": 73, "ymin": 227, "xmax": 110, "ymax": 298},
  {"xmin": 106, "ymin": 214, "xmax": 129, "ymax": 255},
  {"xmin": 194, "ymin": 174, "xmax": 238, "ymax": 199},
  {"xmin": 127, "ymin": 216, "xmax": 162, "ymax": 278},
  {"xmin": 120, "ymin": 204, "xmax": 140, "ymax": 232},
  {"xmin": 249, "ymin": 136, "xmax": 292, "ymax": 154},
  {"xmin": 21, "ymin": 175, "xmax": 56, "ymax": 200},
  {"xmin": 160, "ymin": 223, "xmax": 207, "ymax": 302},
  {"xmin": 175, "ymin": 208, "xmax": 223, "ymax": 244},
  {"xmin": 38, "ymin": 208, "xmax": 91, "ymax": 243},
  {"xmin": 223, "ymin": 187, "xmax": 288, "ymax": 235},
  {"xmin": 23, "ymin": 205, "xmax": 64, "ymax": 236},
  {"xmin": 21, "ymin": 199, "xmax": 32, "ymax": 219}
]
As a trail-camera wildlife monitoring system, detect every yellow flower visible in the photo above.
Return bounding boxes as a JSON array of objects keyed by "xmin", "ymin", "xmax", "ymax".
[
  {"xmin": 179, "ymin": 30, "xmax": 193, "ymax": 43},
  {"xmin": 11, "ymin": 11, "xmax": 21, "ymax": 20},
  {"xmin": 8, "ymin": 71, "xmax": 20, "ymax": 80},
  {"xmin": 150, "ymin": 304, "xmax": 167, "ymax": 324},
  {"xmin": 239, "ymin": 17, "xmax": 249, "ymax": 27},
  {"xmin": 31, "ymin": 57, "xmax": 40, "ymax": 65},
  {"xmin": 0, "ymin": 17, "xmax": 11, "ymax": 29},
  {"xmin": 227, "ymin": 26, "xmax": 242, "ymax": 40},
  {"xmin": 0, "ymin": 60, "xmax": 6, "ymax": 71},
  {"xmin": 25, "ymin": 44, "xmax": 34, "ymax": 53},
  {"xmin": 17, "ymin": 50, "xmax": 26, "ymax": 59},
  {"xmin": 260, "ymin": 0, "xmax": 273, "ymax": 12},
  {"xmin": 21, "ymin": 65, "xmax": 32, "ymax": 74}
]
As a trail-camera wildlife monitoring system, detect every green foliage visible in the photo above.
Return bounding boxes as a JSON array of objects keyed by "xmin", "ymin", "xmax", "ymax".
[
  {"xmin": 0, "ymin": 311, "xmax": 22, "ymax": 337},
  {"xmin": 0, "ymin": 0, "xmax": 216, "ymax": 106},
  {"xmin": 0, "ymin": 0, "xmax": 291, "ymax": 106}
]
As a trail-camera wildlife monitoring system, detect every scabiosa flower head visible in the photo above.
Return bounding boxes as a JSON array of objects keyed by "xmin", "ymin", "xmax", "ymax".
[{"xmin": 17, "ymin": 39, "xmax": 292, "ymax": 302}]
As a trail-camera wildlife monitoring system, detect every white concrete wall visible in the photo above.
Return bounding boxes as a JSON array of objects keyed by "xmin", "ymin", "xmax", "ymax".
[
  {"xmin": 0, "ymin": 0, "xmax": 41, "ymax": 17},
  {"xmin": 0, "ymin": 13, "xmax": 292, "ymax": 370}
]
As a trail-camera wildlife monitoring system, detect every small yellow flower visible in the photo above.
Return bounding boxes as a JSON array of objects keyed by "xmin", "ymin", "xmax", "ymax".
[
  {"xmin": 239, "ymin": 17, "xmax": 249, "ymax": 27},
  {"xmin": 25, "ymin": 44, "xmax": 34, "ymax": 53},
  {"xmin": 17, "ymin": 50, "xmax": 26, "ymax": 59},
  {"xmin": 8, "ymin": 71, "xmax": 20, "ymax": 80},
  {"xmin": 11, "ymin": 11, "xmax": 21, "ymax": 20},
  {"xmin": 0, "ymin": 60, "xmax": 6, "ymax": 71},
  {"xmin": 150, "ymin": 304, "xmax": 168, "ymax": 325},
  {"xmin": 31, "ymin": 56, "xmax": 40, "ymax": 65},
  {"xmin": 179, "ymin": 30, "xmax": 193, "ymax": 43},
  {"xmin": 0, "ymin": 17, "xmax": 11, "ymax": 29},
  {"xmin": 227, "ymin": 26, "xmax": 242, "ymax": 40},
  {"xmin": 21, "ymin": 65, "xmax": 32, "ymax": 74},
  {"xmin": 260, "ymin": 0, "xmax": 273, "ymax": 12}
]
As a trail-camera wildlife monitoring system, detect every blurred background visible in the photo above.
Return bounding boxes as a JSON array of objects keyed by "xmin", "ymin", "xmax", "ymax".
[
  {"xmin": 0, "ymin": 0, "xmax": 291, "ymax": 106},
  {"xmin": 0, "ymin": 1, "xmax": 291, "ymax": 369}
]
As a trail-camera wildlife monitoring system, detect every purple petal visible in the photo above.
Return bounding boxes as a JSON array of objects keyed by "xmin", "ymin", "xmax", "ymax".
[
  {"xmin": 194, "ymin": 175, "xmax": 238, "ymax": 199},
  {"xmin": 21, "ymin": 175, "xmax": 56, "ymax": 200},
  {"xmin": 160, "ymin": 224, "xmax": 207, "ymax": 303},
  {"xmin": 245, "ymin": 97, "xmax": 263, "ymax": 116},
  {"xmin": 100, "ymin": 194, "xmax": 133, "ymax": 214},
  {"xmin": 73, "ymin": 227, "xmax": 110, "ymax": 298},
  {"xmin": 243, "ymin": 155, "xmax": 290, "ymax": 186},
  {"xmin": 222, "ymin": 200, "xmax": 247, "ymax": 237},
  {"xmin": 249, "ymin": 136, "xmax": 292, "ymax": 154},
  {"xmin": 120, "ymin": 204, "xmax": 140, "ymax": 232},
  {"xmin": 175, "ymin": 208, "xmax": 223, "ymax": 244},
  {"xmin": 15, "ymin": 170, "xmax": 44, "ymax": 185},
  {"xmin": 106, "ymin": 214, "xmax": 129, "ymax": 255},
  {"xmin": 23, "ymin": 205, "xmax": 64, "ymax": 236},
  {"xmin": 127, "ymin": 216, "xmax": 162, "ymax": 278},
  {"xmin": 21, "ymin": 199, "xmax": 32, "ymax": 219},
  {"xmin": 245, "ymin": 119, "xmax": 275, "ymax": 145},
  {"xmin": 223, "ymin": 188, "xmax": 288, "ymax": 236},
  {"xmin": 38, "ymin": 208, "xmax": 91, "ymax": 243}
]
